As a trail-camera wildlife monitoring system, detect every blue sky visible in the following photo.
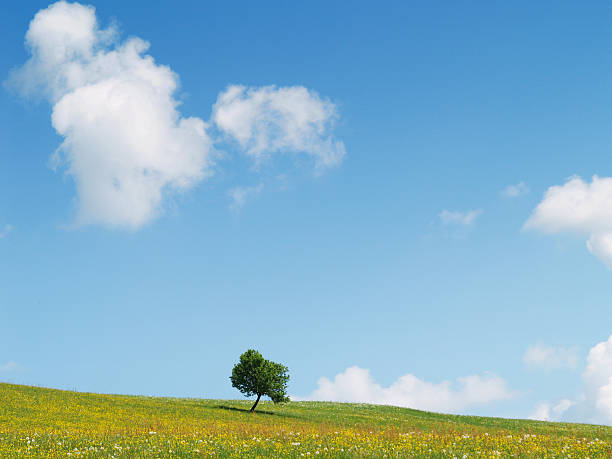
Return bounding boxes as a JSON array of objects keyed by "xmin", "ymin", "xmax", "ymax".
[{"xmin": 2, "ymin": 0, "xmax": 612, "ymax": 425}]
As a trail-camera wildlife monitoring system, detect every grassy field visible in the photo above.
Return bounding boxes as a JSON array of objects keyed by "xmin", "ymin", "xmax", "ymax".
[{"xmin": 0, "ymin": 382, "xmax": 611, "ymax": 457}]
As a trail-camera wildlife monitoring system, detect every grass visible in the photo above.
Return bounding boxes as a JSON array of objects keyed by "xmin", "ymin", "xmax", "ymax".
[{"xmin": 1, "ymin": 382, "xmax": 611, "ymax": 457}]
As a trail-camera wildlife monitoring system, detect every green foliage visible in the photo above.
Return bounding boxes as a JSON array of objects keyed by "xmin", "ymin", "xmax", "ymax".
[{"xmin": 230, "ymin": 349, "xmax": 290, "ymax": 406}]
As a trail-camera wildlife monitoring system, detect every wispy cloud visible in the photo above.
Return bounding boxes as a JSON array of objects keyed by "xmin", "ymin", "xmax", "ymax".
[
  {"xmin": 295, "ymin": 366, "xmax": 513, "ymax": 413},
  {"xmin": 529, "ymin": 399, "xmax": 574, "ymax": 421},
  {"xmin": 438, "ymin": 209, "xmax": 483, "ymax": 226},
  {"xmin": 501, "ymin": 181, "xmax": 529, "ymax": 198},
  {"xmin": 0, "ymin": 224, "xmax": 13, "ymax": 238},
  {"xmin": 0, "ymin": 361, "xmax": 19, "ymax": 372},
  {"xmin": 228, "ymin": 183, "xmax": 263, "ymax": 211},
  {"xmin": 523, "ymin": 344, "xmax": 578, "ymax": 371},
  {"xmin": 212, "ymin": 85, "xmax": 345, "ymax": 171}
]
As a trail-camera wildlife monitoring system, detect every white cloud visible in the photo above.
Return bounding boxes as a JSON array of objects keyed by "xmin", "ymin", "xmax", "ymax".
[
  {"xmin": 523, "ymin": 344, "xmax": 578, "ymax": 371},
  {"xmin": 525, "ymin": 175, "xmax": 612, "ymax": 266},
  {"xmin": 439, "ymin": 209, "xmax": 483, "ymax": 226},
  {"xmin": 7, "ymin": 1, "xmax": 213, "ymax": 229},
  {"xmin": 212, "ymin": 85, "xmax": 345, "ymax": 170},
  {"xmin": 501, "ymin": 181, "xmax": 529, "ymax": 198},
  {"xmin": 228, "ymin": 183, "xmax": 263, "ymax": 210},
  {"xmin": 0, "ymin": 224, "xmax": 13, "ymax": 238},
  {"xmin": 0, "ymin": 361, "xmax": 19, "ymax": 372},
  {"xmin": 582, "ymin": 334, "xmax": 612, "ymax": 423},
  {"xmin": 530, "ymin": 334, "xmax": 612, "ymax": 425},
  {"xmin": 528, "ymin": 399, "xmax": 573, "ymax": 421},
  {"xmin": 296, "ymin": 366, "xmax": 512, "ymax": 414}
]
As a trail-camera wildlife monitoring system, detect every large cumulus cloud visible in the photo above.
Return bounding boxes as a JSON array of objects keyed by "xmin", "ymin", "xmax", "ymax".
[{"xmin": 8, "ymin": 1, "xmax": 213, "ymax": 229}]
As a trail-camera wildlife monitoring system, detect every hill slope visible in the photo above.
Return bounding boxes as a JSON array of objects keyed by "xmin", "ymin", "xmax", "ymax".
[{"xmin": 0, "ymin": 382, "xmax": 610, "ymax": 457}]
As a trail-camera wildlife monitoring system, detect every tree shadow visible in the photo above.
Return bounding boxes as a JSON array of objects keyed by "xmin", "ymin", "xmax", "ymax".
[{"xmin": 216, "ymin": 405, "xmax": 276, "ymax": 416}]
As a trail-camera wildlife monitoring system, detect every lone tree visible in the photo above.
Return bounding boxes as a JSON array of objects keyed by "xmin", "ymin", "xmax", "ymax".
[{"xmin": 230, "ymin": 349, "xmax": 290, "ymax": 412}]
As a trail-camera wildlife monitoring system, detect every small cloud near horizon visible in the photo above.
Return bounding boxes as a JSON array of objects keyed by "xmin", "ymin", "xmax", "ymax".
[
  {"xmin": 0, "ymin": 361, "xmax": 19, "ymax": 372},
  {"xmin": 529, "ymin": 399, "xmax": 574, "ymax": 421},
  {"xmin": 294, "ymin": 366, "xmax": 513, "ymax": 414},
  {"xmin": 527, "ymin": 334, "xmax": 612, "ymax": 425}
]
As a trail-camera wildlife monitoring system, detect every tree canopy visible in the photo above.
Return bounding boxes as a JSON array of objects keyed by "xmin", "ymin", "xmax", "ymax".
[{"xmin": 230, "ymin": 349, "xmax": 290, "ymax": 412}]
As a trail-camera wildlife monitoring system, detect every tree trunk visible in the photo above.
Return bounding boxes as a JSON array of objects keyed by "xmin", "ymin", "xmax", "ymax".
[{"xmin": 250, "ymin": 393, "xmax": 262, "ymax": 412}]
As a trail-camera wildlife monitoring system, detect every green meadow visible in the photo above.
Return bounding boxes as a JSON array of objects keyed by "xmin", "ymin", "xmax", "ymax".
[{"xmin": 1, "ymin": 382, "xmax": 611, "ymax": 457}]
